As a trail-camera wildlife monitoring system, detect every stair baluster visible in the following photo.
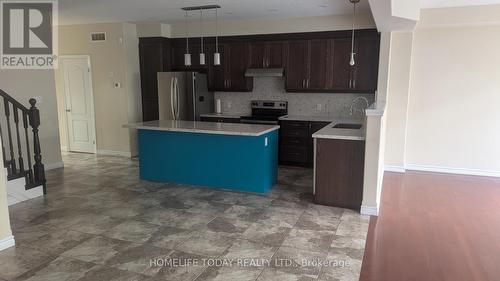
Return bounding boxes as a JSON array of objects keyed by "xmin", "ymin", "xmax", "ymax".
[
  {"xmin": 13, "ymin": 106, "xmax": 24, "ymax": 173},
  {"xmin": 22, "ymin": 113, "xmax": 34, "ymax": 185},
  {"xmin": 29, "ymin": 98, "xmax": 46, "ymax": 194},
  {"xmin": 3, "ymin": 97, "xmax": 16, "ymax": 175}
]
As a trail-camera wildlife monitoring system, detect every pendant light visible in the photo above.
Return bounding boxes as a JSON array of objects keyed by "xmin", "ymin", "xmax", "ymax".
[
  {"xmin": 184, "ymin": 10, "xmax": 191, "ymax": 66},
  {"xmin": 349, "ymin": 0, "xmax": 359, "ymax": 66},
  {"xmin": 199, "ymin": 9, "xmax": 206, "ymax": 65},
  {"xmin": 213, "ymin": 7, "xmax": 221, "ymax": 66}
]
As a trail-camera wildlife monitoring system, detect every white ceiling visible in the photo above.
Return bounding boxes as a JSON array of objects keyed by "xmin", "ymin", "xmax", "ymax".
[
  {"xmin": 58, "ymin": 0, "xmax": 371, "ymax": 25},
  {"xmin": 421, "ymin": 0, "xmax": 500, "ymax": 9}
]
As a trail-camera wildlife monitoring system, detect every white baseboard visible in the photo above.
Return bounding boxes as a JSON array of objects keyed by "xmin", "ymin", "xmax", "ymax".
[
  {"xmin": 360, "ymin": 205, "xmax": 379, "ymax": 216},
  {"xmin": 45, "ymin": 161, "xmax": 64, "ymax": 171},
  {"xmin": 97, "ymin": 149, "xmax": 132, "ymax": 158},
  {"xmin": 384, "ymin": 165, "xmax": 406, "ymax": 173},
  {"xmin": 406, "ymin": 164, "xmax": 500, "ymax": 178},
  {"xmin": 0, "ymin": 236, "xmax": 15, "ymax": 251}
]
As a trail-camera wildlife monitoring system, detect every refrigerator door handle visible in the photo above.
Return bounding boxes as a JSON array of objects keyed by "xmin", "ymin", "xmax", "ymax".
[
  {"xmin": 170, "ymin": 77, "xmax": 175, "ymax": 120},
  {"xmin": 175, "ymin": 77, "xmax": 180, "ymax": 120}
]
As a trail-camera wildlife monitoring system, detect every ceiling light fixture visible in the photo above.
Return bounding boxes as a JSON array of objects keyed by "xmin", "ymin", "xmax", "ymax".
[
  {"xmin": 199, "ymin": 9, "xmax": 205, "ymax": 65},
  {"xmin": 182, "ymin": 5, "xmax": 222, "ymax": 66},
  {"xmin": 184, "ymin": 10, "xmax": 191, "ymax": 66},
  {"xmin": 349, "ymin": 0, "xmax": 359, "ymax": 66}
]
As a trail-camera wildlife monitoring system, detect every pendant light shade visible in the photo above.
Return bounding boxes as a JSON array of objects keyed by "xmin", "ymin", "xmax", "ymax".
[
  {"xmin": 214, "ymin": 7, "xmax": 221, "ymax": 66},
  {"xmin": 184, "ymin": 54, "xmax": 192, "ymax": 66},
  {"xmin": 184, "ymin": 11, "xmax": 191, "ymax": 66}
]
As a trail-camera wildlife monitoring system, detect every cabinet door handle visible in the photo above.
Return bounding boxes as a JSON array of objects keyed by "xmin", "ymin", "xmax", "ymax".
[
  {"xmin": 307, "ymin": 78, "xmax": 310, "ymax": 88},
  {"xmin": 262, "ymin": 58, "xmax": 265, "ymax": 68},
  {"xmin": 302, "ymin": 79, "xmax": 305, "ymax": 88}
]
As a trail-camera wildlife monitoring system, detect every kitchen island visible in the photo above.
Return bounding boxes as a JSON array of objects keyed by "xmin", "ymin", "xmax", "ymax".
[{"xmin": 124, "ymin": 120, "xmax": 279, "ymax": 193}]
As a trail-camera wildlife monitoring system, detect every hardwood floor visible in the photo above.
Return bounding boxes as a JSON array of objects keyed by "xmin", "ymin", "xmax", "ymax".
[{"xmin": 360, "ymin": 171, "xmax": 500, "ymax": 281}]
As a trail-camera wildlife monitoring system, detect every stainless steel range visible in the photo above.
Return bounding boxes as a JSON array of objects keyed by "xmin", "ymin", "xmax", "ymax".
[{"xmin": 240, "ymin": 100, "xmax": 288, "ymax": 125}]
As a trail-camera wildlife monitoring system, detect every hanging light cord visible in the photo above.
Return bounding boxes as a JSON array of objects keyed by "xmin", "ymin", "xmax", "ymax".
[
  {"xmin": 215, "ymin": 7, "xmax": 219, "ymax": 53},
  {"xmin": 350, "ymin": 0, "xmax": 356, "ymax": 58},
  {"xmin": 185, "ymin": 10, "xmax": 189, "ymax": 53},
  {"xmin": 200, "ymin": 9, "xmax": 204, "ymax": 53}
]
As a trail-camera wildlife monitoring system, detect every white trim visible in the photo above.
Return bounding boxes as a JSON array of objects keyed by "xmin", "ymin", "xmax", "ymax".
[
  {"xmin": 406, "ymin": 164, "xmax": 500, "ymax": 178},
  {"xmin": 0, "ymin": 236, "xmax": 15, "ymax": 251},
  {"xmin": 60, "ymin": 55, "xmax": 97, "ymax": 154},
  {"xmin": 360, "ymin": 205, "xmax": 379, "ymax": 216},
  {"xmin": 45, "ymin": 161, "xmax": 65, "ymax": 171},
  {"xmin": 365, "ymin": 101, "xmax": 387, "ymax": 117},
  {"xmin": 60, "ymin": 145, "xmax": 68, "ymax": 152},
  {"xmin": 97, "ymin": 150, "xmax": 132, "ymax": 158},
  {"xmin": 385, "ymin": 165, "xmax": 406, "ymax": 173}
]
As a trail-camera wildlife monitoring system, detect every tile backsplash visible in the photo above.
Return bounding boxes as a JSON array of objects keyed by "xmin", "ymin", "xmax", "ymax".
[{"xmin": 215, "ymin": 77, "xmax": 375, "ymax": 118}]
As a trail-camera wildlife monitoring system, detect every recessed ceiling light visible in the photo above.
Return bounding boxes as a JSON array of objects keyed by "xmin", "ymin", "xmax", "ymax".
[
  {"xmin": 318, "ymin": 4, "xmax": 328, "ymax": 8},
  {"xmin": 224, "ymin": 11, "xmax": 233, "ymax": 15},
  {"xmin": 268, "ymin": 8, "xmax": 278, "ymax": 12}
]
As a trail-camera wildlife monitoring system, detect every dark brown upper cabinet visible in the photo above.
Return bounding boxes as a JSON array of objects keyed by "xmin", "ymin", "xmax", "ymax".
[
  {"xmin": 331, "ymin": 36, "xmax": 380, "ymax": 93},
  {"xmin": 331, "ymin": 38, "xmax": 353, "ymax": 91},
  {"xmin": 285, "ymin": 39, "xmax": 330, "ymax": 92},
  {"xmin": 224, "ymin": 42, "xmax": 253, "ymax": 91},
  {"xmin": 206, "ymin": 43, "xmax": 226, "ymax": 91},
  {"xmin": 285, "ymin": 40, "xmax": 309, "ymax": 91},
  {"xmin": 206, "ymin": 43, "xmax": 253, "ymax": 92},
  {"xmin": 308, "ymin": 39, "xmax": 331, "ymax": 91},
  {"xmin": 249, "ymin": 41, "xmax": 284, "ymax": 68},
  {"xmin": 351, "ymin": 36, "xmax": 380, "ymax": 92},
  {"xmin": 138, "ymin": 37, "xmax": 171, "ymax": 121}
]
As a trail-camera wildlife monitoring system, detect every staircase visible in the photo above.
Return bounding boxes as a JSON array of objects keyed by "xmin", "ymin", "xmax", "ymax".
[{"xmin": 0, "ymin": 89, "xmax": 46, "ymax": 205}]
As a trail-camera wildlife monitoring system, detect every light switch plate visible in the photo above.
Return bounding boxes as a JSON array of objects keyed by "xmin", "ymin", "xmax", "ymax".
[{"xmin": 265, "ymin": 137, "xmax": 268, "ymax": 147}]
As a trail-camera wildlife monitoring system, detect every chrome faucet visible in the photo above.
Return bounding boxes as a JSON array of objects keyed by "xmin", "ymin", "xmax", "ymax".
[{"xmin": 349, "ymin": 97, "xmax": 370, "ymax": 116}]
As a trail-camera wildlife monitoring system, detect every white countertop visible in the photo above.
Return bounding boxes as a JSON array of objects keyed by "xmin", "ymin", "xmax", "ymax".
[
  {"xmin": 279, "ymin": 115, "xmax": 365, "ymax": 141},
  {"xmin": 124, "ymin": 120, "xmax": 279, "ymax": 137},
  {"xmin": 200, "ymin": 113, "xmax": 244, "ymax": 119}
]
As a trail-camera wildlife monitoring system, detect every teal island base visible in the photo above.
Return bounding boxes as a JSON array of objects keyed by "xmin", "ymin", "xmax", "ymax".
[{"xmin": 138, "ymin": 129, "xmax": 278, "ymax": 193}]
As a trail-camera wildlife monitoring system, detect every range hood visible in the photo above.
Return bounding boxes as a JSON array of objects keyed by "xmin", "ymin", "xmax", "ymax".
[{"xmin": 245, "ymin": 68, "xmax": 284, "ymax": 77}]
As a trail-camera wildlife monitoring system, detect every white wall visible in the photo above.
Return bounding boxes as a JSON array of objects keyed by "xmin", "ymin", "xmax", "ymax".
[
  {"xmin": 384, "ymin": 6, "xmax": 500, "ymax": 177},
  {"xmin": 405, "ymin": 24, "xmax": 500, "ymax": 175},
  {"xmin": 0, "ymin": 70, "xmax": 63, "ymax": 169},
  {"xmin": 384, "ymin": 32, "xmax": 413, "ymax": 170},
  {"xmin": 56, "ymin": 23, "xmax": 139, "ymax": 156},
  {"xmin": 122, "ymin": 23, "xmax": 142, "ymax": 157}
]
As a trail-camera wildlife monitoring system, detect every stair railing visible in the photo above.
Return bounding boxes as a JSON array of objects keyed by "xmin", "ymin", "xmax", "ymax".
[{"xmin": 0, "ymin": 89, "xmax": 46, "ymax": 193}]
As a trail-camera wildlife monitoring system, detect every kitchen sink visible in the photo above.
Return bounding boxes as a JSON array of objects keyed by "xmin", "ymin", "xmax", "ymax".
[{"xmin": 333, "ymin": 123, "xmax": 362, "ymax": 129}]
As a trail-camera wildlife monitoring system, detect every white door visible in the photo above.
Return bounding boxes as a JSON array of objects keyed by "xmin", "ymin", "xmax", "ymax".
[{"xmin": 61, "ymin": 56, "xmax": 96, "ymax": 153}]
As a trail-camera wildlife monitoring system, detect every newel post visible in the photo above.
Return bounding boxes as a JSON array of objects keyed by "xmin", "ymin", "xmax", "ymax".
[{"xmin": 28, "ymin": 98, "xmax": 46, "ymax": 193}]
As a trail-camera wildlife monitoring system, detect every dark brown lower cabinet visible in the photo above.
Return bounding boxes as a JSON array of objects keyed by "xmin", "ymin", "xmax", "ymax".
[
  {"xmin": 279, "ymin": 120, "xmax": 330, "ymax": 167},
  {"xmin": 314, "ymin": 138, "xmax": 365, "ymax": 210}
]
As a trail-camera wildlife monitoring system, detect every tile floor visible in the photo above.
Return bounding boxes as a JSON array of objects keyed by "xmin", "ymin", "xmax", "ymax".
[{"xmin": 1, "ymin": 153, "xmax": 369, "ymax": 281}]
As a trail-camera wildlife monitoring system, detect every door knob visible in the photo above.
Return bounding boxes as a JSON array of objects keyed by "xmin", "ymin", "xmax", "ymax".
[{"xmin": 66, "ymin": 109, "xmax": 71, "ymax": 112}]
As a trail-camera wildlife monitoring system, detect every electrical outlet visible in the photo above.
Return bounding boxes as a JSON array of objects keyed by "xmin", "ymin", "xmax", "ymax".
[
  {"xmin": 316, "ymin": 104, "xmax": 322, "ymax": 111},
  {"xmin": 227, "ymin": 101, "xmax": 232, "ymax": 109}
]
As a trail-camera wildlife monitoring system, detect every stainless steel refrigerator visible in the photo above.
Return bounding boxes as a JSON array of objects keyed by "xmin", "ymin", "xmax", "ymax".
[{"xmin": 157, "ymin": 72, "xmax": 214, "ymax": 121}]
